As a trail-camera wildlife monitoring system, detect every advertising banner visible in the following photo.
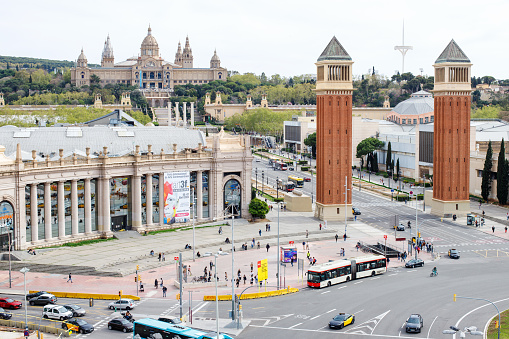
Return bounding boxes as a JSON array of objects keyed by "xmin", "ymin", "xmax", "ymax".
[
  {"xmin": 163, "ymin": 172, "xmax": 190, "ymax": 224},
  {"xmin": 257, "ymin": 259, "xmax": 268, "ymax": 281}
]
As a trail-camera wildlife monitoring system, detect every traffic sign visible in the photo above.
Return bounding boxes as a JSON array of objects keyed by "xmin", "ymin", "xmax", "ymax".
[
  {"xmin": 383, "ymin": 235, "xmax": 387, "ymax": 240},
  {"xmin": 391, "ymin": 189, "xmax": 394, "ymax": 193},
  {"xmin": 174, "ymin": 257, "xmax": 179, "ymax": 261},
  {"xmin": 410, "ymin": 191, "xmax": 413, "ymax": 195},
  {"xmin": 289, "ymin": 241, "xmax": 294, "ymax": 245},
  {"xmin": 396, "ymin": 237, "xmax": 406, "ymax": 241}
]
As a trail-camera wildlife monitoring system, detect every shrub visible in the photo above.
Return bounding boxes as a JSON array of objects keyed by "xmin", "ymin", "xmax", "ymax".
[
  {"xmin": 395, "ymin": 194, "xmax": 408, "ymax": 201},
  {"xmin": 249, "ymin": 198, "xmax": 269, "ymax": 219},
  {"xmin": 301, "ymin": 166, "xmax": 310, "ymax": 171},
  {"xmin": 298, "ymin": 160, "xmax": 308, "ymax": 165},
  {"xmin": 273, "ymin": 198, "xmax": 284, "ymax": 202},
  {"xmin": 383, "ymin": 173, "xmax": 389, "ymax": 178}
]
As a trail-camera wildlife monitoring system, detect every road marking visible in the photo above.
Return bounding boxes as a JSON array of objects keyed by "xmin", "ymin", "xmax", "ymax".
[
  {"xmin": 354, "ymin": 281, "xmax": 364, "ymax": 285},
  {"xmin": 354, "ymin": 309, "xmax": 364, "ymax": 315},
  {"xmin": 427, "ymin": 315, "xmax": 437, "ymax": 338},
  {"xmin": 192, "ymin": 301, "xmax": 208, "ymax": 314},
  {"xmin": 371, "ymin": 277, "xmax": 381, "ymax": 280},
  {"xmin": 288, "ymin": 322, "xmax": 303, "ymax": 329},
  {"xmin": 146, "ymin": 291, "xmax": 157, "ymax": 297},
  {"xmin": 252, "ymin": 307, "xmax": 265, "ymax": 309},
  {"xmin": 338, "ymin": 286, "xmax": 347, "ymax": 290},
  {"xmin": 310, "ymin": 308, "xmax": 337, "ymax": 320},
  {"xmin": 321, "ymin": 291, "xmax": 331, "ymax": 294},
  {"xmin": 388, "ymin": 273, "xmax": 398, "ymax": 276}
]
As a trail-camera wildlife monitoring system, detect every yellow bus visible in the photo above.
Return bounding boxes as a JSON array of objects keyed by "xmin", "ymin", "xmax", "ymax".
[{"xmin": 288, "ymin": 175, "xmax": 304, "ymax": 188}]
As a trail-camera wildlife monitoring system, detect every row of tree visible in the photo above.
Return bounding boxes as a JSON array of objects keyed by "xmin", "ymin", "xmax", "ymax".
[
  {"xmin": 224, "ymin": 108, "xmax": 294, "ymax": 140},
  {"xmin": 481, "ymin": 140, "xmax": 509, "ymax": 205}
]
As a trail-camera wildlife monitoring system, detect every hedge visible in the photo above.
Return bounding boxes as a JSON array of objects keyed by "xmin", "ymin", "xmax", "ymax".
[{"xmin": 301, "ymin": 166, "xmax": 310, "ymax": 171}]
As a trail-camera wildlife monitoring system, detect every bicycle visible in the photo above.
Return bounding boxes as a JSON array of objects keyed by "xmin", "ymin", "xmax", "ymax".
[{"xmin": 430, "ymin": 270, "xmax": 438, "ymax": 277}]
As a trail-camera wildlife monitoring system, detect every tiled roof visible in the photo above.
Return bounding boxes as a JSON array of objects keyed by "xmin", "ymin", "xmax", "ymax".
[
  {"xmin": 435, "ymin": 39, "xmax": 470, "ymax": 63},
  {"xmin": 317, "ymin": 36, "xmax": 351, "ymax": 62}
]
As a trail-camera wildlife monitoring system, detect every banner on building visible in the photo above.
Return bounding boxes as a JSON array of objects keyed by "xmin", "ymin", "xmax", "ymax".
[{"xmin": 163, "ymin": 172, "xmax": 190, "ymax": 224}]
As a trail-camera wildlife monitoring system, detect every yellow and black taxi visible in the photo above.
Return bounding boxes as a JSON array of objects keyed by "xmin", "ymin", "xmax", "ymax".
[
  {"xmin": 329, "ymin": 313, "xmax": 355, "ymax": 329},
  {"xmin": 61, "ymin": 318, "xmax": 94, "ymax": 334}
]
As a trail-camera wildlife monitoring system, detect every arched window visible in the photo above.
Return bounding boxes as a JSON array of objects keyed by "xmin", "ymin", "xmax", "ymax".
[
  {"xmin": 224, "ymin": 179, "xmax": 241, "ymax": 217},
  {"xmin": 81, "ymin": 72, "xmax": 85, "ymax": 79},
  {"xmin": 150, "ymin": 72, "xmax": 155, "ymax": 79},
  {"xmin": 218, "ymin": 72, "xmax": 222, "ymax": 80},
  {"xmin": 0, "ymin": 201, "xmax": 14, "ymax": 251}
]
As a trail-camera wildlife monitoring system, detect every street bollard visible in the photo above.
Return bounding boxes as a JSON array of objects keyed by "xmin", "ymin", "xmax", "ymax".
[{"xmin": 89, "ymin": 298, "xmax": 93, "ymax": 307}]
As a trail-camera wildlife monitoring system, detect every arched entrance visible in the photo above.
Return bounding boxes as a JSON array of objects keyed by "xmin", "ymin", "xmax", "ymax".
[
  {"xmin": 0, "ymin": 201, "xmax": 13, "ymax": 251},
  {"xmin": 224, "ymin": 179, "xmax": 241, "ymax": 218}
]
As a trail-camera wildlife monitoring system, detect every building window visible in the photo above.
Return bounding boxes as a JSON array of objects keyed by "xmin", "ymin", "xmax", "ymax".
[
  {"xmin": 419, "ymin": 118, "xmax": 423, "ymax": 124},
  {"xmin": 425, "ymin": 117, "xmax": 429, "ymax": 123},
  {"xmin": 477, "ymin": 170, "xmax": 482, "ymax": 177},
  {"xmin": 402, "ymin": 119, "xmax": 406, "ymax": 124},
  {"xmin": 413, "ymin": 119, "xmax": 417, "ymax": 124},
  {"xmin": 199, "ymin": 80, "xmax": 202, "ymax": 83},
  {"xmin": 179, "ymin": 80, "xmax": 182, "ymax": 83},
  {"xmin": 431, "ymin": 116, "xmax": 434, "ymax": 122}
]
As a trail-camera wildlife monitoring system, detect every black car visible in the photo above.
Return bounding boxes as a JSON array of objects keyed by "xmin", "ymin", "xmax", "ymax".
[
  {"xmin": 405, "ymin": 314, "xmax": 423, "ymax": 333},
  {"xmin": 29, "ymin": 294, "xmax": 57, "ymax": 306},
  {"xmin": 448, "ymin": 249, "xmax": 460, "ymax": 259},
  {"xmin": 328, "ymin": 313, "xmax": 355, "ymax": 329},
  {"xmin": 405, "ymin": 259, "xmax": 424, "ymax": 268},
  {"xmin": 62, "ymin": 318, "xmax": 94, "ymax": 334},
  {"xmin": 352, "ymin": 208, "xmax": 361, "ymax": 215},
  {"xmin": 108, "ymin": 318, "xmax": 134, "ymax": 333},
  {"xmin": 0, "ymin": 307, "xmax": 12, "ymax": 320},
  {"xmin": 26, "ymin": 291, "xmax": 49, "ymax": 300},
  {"xmin": 64, "ymin": 304, "xmax": 86, "ymax": 317}
]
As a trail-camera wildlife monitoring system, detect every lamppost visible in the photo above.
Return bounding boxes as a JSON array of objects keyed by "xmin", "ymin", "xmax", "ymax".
[
  {"xmin": 443, "ymin": 326, "xmax": 483, "ymax": 337},
  {"xmin": 451, "ymin": 295, "xmax": 501, "ymax": 339},
  {"xmin": 192, "ymin": 187, "xmax": 196, "ymax": 262},
  {"xmin": 344, "ymin": 176, "xmax": 350, "ymax": 237},
  {"xmin": 20, "ymin": 267, "xmax": 29, "ymax": 328},
  {"xmin": 214, "ymin": 254, "xmax": 220, "ymax": 339},
  {"xmin": 261, "ymin": 171, "xmax": 265, "ymax": 197},
  {"xmin": 276, "ymin": 176, "xmax": 279, "ymax": 200},
  {"xmin": 358, "ymin": 161, "xmax": 361, "ymax": 191},
  {"xmin": 255, "ymin": 168, "xmax": 258, "ymax": 194},
  {"xmin": 277, "ymin": 201, "xmax": 280, "ymax": 290}
]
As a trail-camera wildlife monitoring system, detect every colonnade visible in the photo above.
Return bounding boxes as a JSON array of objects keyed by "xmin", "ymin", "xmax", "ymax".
[{"xmin": 167, "ymin": 102, "xmax": 195, "ymax": 127}]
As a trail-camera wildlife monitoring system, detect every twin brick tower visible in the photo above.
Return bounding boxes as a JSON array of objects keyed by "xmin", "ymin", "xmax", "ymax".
[{"xmin": 315, "ymin": 37, "xmax": 472, "ymax": 222}]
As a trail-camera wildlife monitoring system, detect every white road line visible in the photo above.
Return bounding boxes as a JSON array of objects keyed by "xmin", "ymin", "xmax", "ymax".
[
  {"xmin": 371, "ymin": 277, "xmax": 381, "ymax": 280},
  {"xmin": 146, "ymin": 290, "xmax": 157, "ymax": 297},
  {"xmin": 192, "ymin": 301, "xmax": 209, "ymax": 314},
  {"xmin": 321, "ymin": 291, "xmax": 331, "ymax": 294},
  {"xmin": 338, "ymin": 286, "xmax": 347, "ymax": 290},
  {"xmin": 310, "ymin": 308, "xmax": 337, "ymax": 320},
  {"xmin": 288, "ymin": 322, "xmax": 303, "ymax": 329},
  {"xmin": 427, "ymin": 315, "xmax": 438, "ymax": 338},
  {"xmin": 388, "ymin": 273, "xmax": 398, "ymax": 276},
  {"xmin": 354, "ymin": 281, "xmax": 364, "ymax": 284},
  {"xmin": 354, "ymin": 309, "xmax": 364, "ymax": 314}
]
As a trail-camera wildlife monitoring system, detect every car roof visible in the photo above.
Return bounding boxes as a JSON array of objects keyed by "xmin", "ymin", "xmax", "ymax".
[{"xmin": 39, "ymin": 294, "xmax": 54, "ymax": 297}]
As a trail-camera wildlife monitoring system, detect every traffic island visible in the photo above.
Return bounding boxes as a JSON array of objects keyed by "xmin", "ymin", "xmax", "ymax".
[{"xmin": 203, "ymin": 286, "xmax": 298, "ymax": 301}]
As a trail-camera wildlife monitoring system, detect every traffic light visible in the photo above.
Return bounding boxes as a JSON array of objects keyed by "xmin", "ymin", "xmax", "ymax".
[
  {"xmin": 453, "ymin": 294, "xmax": 456, "ymax": 302},
  {"xmin": 136, "ymin": 265, "xmax": 139, "ymax": 271},
  {"xmin": 138, "ymin": 275, "xmax": 141, "ymax": 282},
  {"xmin": 176, "ymin": 293, "xmax": 180, "ymax": 300},
  {"xmin": 495, "ymin": 321, "xmax": 499, "ymax": 329},
  {"xmin": 119, "ymin": 290, "xmax": 122, "ymax": 297},
  {"xmin": 134, "ymin": 276, "xmax": 137, "ymax": 282},
  {"xmin": 418, "ymin": 232, "xmax": 421, "ymax": 238}
]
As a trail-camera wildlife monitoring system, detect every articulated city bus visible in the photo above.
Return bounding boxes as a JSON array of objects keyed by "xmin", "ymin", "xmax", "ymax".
[
  {"xmin": 288, "ymin": 175, "xmax": 304, "ymax": 188},
  {"xmin": 273, "ymin": 161, "xmax": 288, "ymax": 171},
  {"xmin": 307, "ymin": 255, "xmax": 386, "ymax": 288},
  {"xmin": 277, "ymin": 179, "xmax": 295, "ymax": 192},
  {"xmin": 133, "ymin": 318, "xmax": 233, "ymax": 339}
]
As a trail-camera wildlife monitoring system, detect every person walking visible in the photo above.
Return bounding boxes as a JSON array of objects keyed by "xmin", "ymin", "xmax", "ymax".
[
  {"xmin": 302, "ymin": 241, "xmax": 306, "ymax": 250},
  {"xmin": 243, "ymin": 274, "xmax": 247, "ymax": 285},
  {"xmin": 162, "ymin": 254, "xmax": 165, "ymax": 261},
  {"xmin": 266, "ymin": 243, "xmax": 270, "ymax": 252},
  {"xmin": 250, "ymin": 262, "xmax": 253, "ymax": 271},
  {"xmin": 188, "ymin": 266, "xmax": 192, "ymax": 276},
  {"xmin": 225, "ymin": 272, "xmax": 228, "ymax": 281},
  {"xmin": 160, "ymin": 278, "xmax": 163, "ymax": 286},
  {"xmin": 154, "ymin": 278, "xmax": 158, "ymax": 289},
  {"xmin": 505, "ymin": 226, "xmax": 508, "ymax": 233},
  {"xmin": 290, "ymin": 257, "xmax": 294, "ymax": 267},
  {"xmin": 343, "ymin": 233, "xmax": 347, "ymax": 241},
  {"xmin": 162, "ymin": 285, "xmax": 167, "ymax": 297},
  {"xmin": 306, "ymin": 230, "xmax": 309, "ymax": 238},
  {"xmin": 67, "ymin": 273, "xmax": 73, "ymax": 283},
  {"xmin": 259, "ymin": 229, "xmax": 262, "ymax": 236},
  {"xmin": 219, "ymin": 226, "xmax": 222, "ymax": 235},
  {"xmin": 319, "ymin": 223, "xmax": 322, "ymax": 230},
  {"xmin": 335, "ymin": 234, "xmax": 339, "ymax": 242},
  {"xmin": 158, "ymin": 253, "xmax": 162, "ymax": 262},
  {"xmin": 492, "ymin": 226, "xmax": 495, "ymax": 233}
]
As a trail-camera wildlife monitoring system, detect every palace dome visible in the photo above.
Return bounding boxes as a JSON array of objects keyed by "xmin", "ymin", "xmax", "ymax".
[
  {"xmin": 392, "ymin": 90, "xmax": 433, "ymax": 116},
  {"xmin": 141, "ymin": 26, "xmax": 158, "ymax": 49}
]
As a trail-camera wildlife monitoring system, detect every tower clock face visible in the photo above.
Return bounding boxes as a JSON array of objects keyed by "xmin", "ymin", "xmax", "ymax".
[{"xmin": 146, "ymin": 61, "xmax": 155, "ymax": 67}]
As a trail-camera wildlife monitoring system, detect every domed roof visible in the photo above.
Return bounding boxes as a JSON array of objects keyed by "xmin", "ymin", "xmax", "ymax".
[
  {"xmin": 392, "ymin": 90, "xmax": 433, "ymax": 116},
  {"xmin": 77, "ymin": 48, "xmax": 87, "ymax": 61},
  {"xmin": 141, "ymin": 26, "xmax": 158, "ymax": 49},
  {"xmin": 211, "ymin": 49, "xmax": 220, "ymax": 62}
]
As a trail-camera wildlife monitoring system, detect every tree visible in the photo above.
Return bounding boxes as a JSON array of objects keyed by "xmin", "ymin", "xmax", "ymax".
[
  {"xmin": 90, "ymin": 74, "xmax": 101, "ymax": 84},
  {"xmin": 497, "ymin": 139, "xmax": 508, "ymax": 205},
  {"xmin": 481, "ymin": 141, "xmax": 493, "ymax": 201},
  {"xmin": 373, "ymin": 153, "xmax": 379, "ymax": 172},
  {"xmin": 304, "ymin": 132, "xmax": 316, "ymax": 158},
  {"xmin": 386, "ymin": 142, "xmax": 392, "ymax": 174},
  {"xmin": 356, "ymin": 137, "xmax": 384, "ymax": 167},
  {"xmin": 396, "ymin": 158, "xmax": 400, "ymax": 181},
  {"xmin": 249, "ymin": 198, "xmax": 269, "ymax": 219}
]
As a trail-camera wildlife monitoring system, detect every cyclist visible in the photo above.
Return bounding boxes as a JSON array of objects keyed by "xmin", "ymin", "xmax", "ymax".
[
  {"xmin": 431, "ymin": 266, "xmax": 437, "ymax": 276},
  {"xmin": 407, "ymin": 221, "xmax": 411, "ymax": 228}
]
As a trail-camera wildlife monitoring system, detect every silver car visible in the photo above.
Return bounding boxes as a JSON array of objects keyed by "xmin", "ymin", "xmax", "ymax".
[{"xmin": 108, "ymin": 299, "xmax": 135, "ymax": 310}]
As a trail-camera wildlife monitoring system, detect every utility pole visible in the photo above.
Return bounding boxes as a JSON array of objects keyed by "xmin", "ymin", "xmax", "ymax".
[
  {"xmin": 192, "ymin": 187, "xmax": 196, "ymax": 261},
  {"xmin": 179, "ymin": 252, "xmax": 183, "ymax": 319},
  {"xmin": 230, "ymin": 208, "xmax": 235, "ymax": 321}
]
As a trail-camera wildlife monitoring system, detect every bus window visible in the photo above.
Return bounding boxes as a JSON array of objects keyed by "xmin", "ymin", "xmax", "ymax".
[
  {"xmin": 330, "ymin": 269, "xmax": 337, "ymax": 279},
  {"xmin": 307, "ymin": 272, "xmax": 321, "ymax": 283},
  {"xmin": 320, "ymin": 273, "xmax": 326, "ymax": 281}
]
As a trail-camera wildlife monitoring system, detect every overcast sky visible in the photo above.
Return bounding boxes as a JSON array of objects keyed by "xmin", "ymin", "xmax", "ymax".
[{"xmin": 2, "ymin": 0, "xmax": 508, "ymax": 79}]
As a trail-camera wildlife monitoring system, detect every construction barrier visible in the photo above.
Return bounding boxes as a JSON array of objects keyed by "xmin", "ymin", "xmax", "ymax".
[
  {"xmin": 203, "ymin": 287, "xmax": 299, "ymax": 301},
  {"xmin": 28, "ymin": 290, "xmax": 140, "ymax": 301}
]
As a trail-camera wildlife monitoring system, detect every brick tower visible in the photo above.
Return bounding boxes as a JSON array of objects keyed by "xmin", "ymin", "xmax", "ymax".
[
  {"xmin": 431, "ymin": 40, "xmax": 472, "ymax": 217},
  {"xmin": 314, "ymin": 37, "xmax": 354, "ymax": 221}
]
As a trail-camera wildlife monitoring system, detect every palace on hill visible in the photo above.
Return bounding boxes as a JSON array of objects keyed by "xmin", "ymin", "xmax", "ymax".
[{"xmin": 71, "ymin": 26, "xmax": 227, "ymax": 107}]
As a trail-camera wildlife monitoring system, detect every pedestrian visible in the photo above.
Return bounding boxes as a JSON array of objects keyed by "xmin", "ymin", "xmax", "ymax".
[
  {"xmin": 312, "ymin": 257, "xmax": 316, "ymax": 265},
  {"xmin": 67, "ymin": 273, "xmax": 73, "ymax": 283},
  {"xmin": 250, "ymin": 277, "xmax": 253, "ymax": 285},
  {"xmin": 162, "ymin": 286, "xmax": 167, "ymax": 297},
  {"xmin": 250, "ymin": 262, "xmax": 253, "ymax": 271},
  {"xmin": 397, "ymin": 252, "xmax": 400, "ymax": 261},
  {"xmin": 243, "ymin": 274, "xmax": 247, "ymax": 285},
  {"xmin": 158, "ymin": 253, "xmax": 162, "ymax": 261},
  {"xmin": 505, "ymin": 226, "xmax": 508, "ymax": 233},
  {"xmin": 266, "ymin": 243, "xmax": 270, "ymax": 252},
  {"xmin": 225, "ymin": 272, "xmax": 228, "ymax": 281},
  {"xmin": 257, "ymin": 241, "xmax": 260, "ymax": 249},
  {"xmin": 354, "ymin": 215, "xmax": 357, "ymax": 222},
  {"xmin": 160, "ymin": 278, "xmax": 163, "ymax": 286},
  {"xmin": 343, "ymin": 233, "xmax": 347, "ymax": 241},
  {"xmin": 259, "ymin": 229, "xmax": 262, "ymax": 236},
  {"xmin": 307, "ymin": 251, "xmax": 310, "ymax": 260},
  {"xmin": 483, "ymin": 210, "xmax": 485, "ymax": 217},
  {"xmin": 319, "ymin": 223, "xmax": 322, "ymax": 230},
  {"xmin": 236, "ymin": 278, "xmax": 240, "ymax": 288},
  {"xmin": 188, "ymin": 266, "xmax": 192, "ymax": 276},
  {"xmin": 492, "ymin": 226, "xmax": 495, "ymax": 233},
  {"xmin": 306, "ymin": 243, "xmax": 309, "ymax": 251},
  {"xmin": 210, "ymin": 261, "xmax": 213, "ymax": 270},
  {"xmin": 302, "ymin": 241, "xmax": 306, "ymax": 250},
  {"xmin": 290, "ymin": 257, "xmax": 294, "ymax": 267},
  {"xmin": 335, "ymin": 234, "xmax": 339, "ymax": 242},
  {"xmin": 268, "ymin": 224, "xmax": 271, "ymax": 231},
  {"xmin": 162, "ymin": 254, "xmax": 165, "ymax": 261},
  {"xmin": 306, "ymin": 230, "xmax": 309, "ymax": 238},
  {"xmin": 219, "ymin": 226, "xmax": 222, "ymax": 234},
  {"xmin": 265, "ymin": 224, "xmax": 268, "ymax": 232},
  {"xmin": 154, "ymin": 278, "xmax": 158, "ymax": 289}
]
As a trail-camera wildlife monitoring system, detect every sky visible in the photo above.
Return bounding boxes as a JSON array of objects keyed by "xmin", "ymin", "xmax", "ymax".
[{"xmin": 2, "ymin": 0, "xmax": 508, "ymax": 79}]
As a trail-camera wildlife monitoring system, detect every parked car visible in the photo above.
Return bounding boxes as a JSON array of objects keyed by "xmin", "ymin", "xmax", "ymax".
[
  {"xmin": 352, "ymin": 207, "xmax": 361, "ymax": 215},
  {"xmin": 288, "ymin": 167, "xmax": 295, "ymax": 171},
  {"xmin": 329, "ymin": 313, "xmax": 355, "ymax": 329},
  {"xmin": 405, "ymin": 314, "xmax": 423, "ymax": 333},
  {"xmin": 26, "ymin": 291, "xmax": 49, "ymax": 300},
  {"xmin": 304, "ymin": 177, "xmax": 312, "ymax": 182},
  {"xmin": 29, "ymin": 294, "xmax": 57, "ymax": 306},
  {"xmin": 107, "ymin": 318, "xmax": 133, "ymax": 332},
  {"xmin": 158, "ymin": 316, "xmax": 182, "ymax": 324},
  {"xmin": 0, "ymin": 307, "xmax": 12, "ymax": 319},
  {"xmin": 0, "ymin": 298, "xmax": 22, "ymax": 310},
  {"xmin": 63, "ymin": 304, "xmax": 86, "ymax": 317},
  {"xmin": 42, "ymin": 305, "xmax": 73, "ymax": 320},
  {"xmin": 62, "ymin": 318, "xmax": 94, "ymax": 334},
  {"xmin": 396, "ymin": 223, "xmax": 406, "ymax": 231},
  {"xmin": 108, "ymin": 299, "xmax": 135, "ymax": 310},
  {"xmin": 405, "ymin": 259, "xmax": 424, "ymax": 268},
  {"xmin": 448, "ymin": 249, "xmax": 460, "ymax": 259}
]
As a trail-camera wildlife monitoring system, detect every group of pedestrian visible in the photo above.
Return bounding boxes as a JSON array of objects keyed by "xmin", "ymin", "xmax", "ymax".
[
  {"xmin": 265, "ymin": 223, "xmax": 271, "ymax": 231},
  {"xmin": 306, "ymin": 251, "xmax": 317, "ymax": 265},
  {"xmin": 157, "ymin": 252, "xmax": 166, "ymax": 262},
  {"xmin": 339, "ymin": 248, "xmax": 346, "ymax": 256}
]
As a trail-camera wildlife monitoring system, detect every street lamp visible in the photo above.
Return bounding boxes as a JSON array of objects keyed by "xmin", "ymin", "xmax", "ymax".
[
  {"xmin": 344, "ymin": 176, "xmax": 350, "ymax": 237},
  {"xmin": 20, "ymin": 267, "xmax": 29, "ymax": 328},
  {"xmin": 214, "ymin": 254, "xmax": 220, "ymax": 339},
  {"xmin": 276, "ymin": 176, "xmax": 279, "ymax": 199},
  {"xmin": 261, "ymin": 171, "xmax": 265, "ymax": 197},
  {"xmin": 255, "ymin": 168, "xmax": 258, "ymax": 194},
  {"xmin": 277, "ymin": 201, "xmax": 280, "ymax": 290},
  {"xmin": 443, "ymin": 325, "xmax": 483, "ymax": 337},
  {"xmin": 452, "ymin": 295, "xmax": 501, "ymax": 339},
  {"xmin": 192, "ymin": 187, "xmax": 196, "ymax": 262}
]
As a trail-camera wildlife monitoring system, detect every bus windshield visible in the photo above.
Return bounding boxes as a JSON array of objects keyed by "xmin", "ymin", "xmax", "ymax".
[{"xmin": 307, "ymin": 271, "xmax": 322, "ymax": 283}]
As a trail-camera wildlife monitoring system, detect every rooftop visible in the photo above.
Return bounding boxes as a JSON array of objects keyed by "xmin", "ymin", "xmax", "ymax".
[
  {"xmin": 435, "ymin": 39, "xmax": 470, "ymax": 64},
  {"xmin": 317, "ymin": 36, "xmax": 351, "ymax": 62}
]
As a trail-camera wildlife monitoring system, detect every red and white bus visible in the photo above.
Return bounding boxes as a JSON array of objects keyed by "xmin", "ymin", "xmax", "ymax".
[
  {"xmin": 307, "ymin": 255, "xmax": 387, "ymax": 288},
  {"xmin": 274, "ymin": 161, "xmax": 288, "ymax": 171}
]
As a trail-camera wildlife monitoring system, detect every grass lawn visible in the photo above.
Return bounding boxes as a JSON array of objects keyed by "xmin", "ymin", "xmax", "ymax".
[{"xmin": 488, "ymin": 309, "xmax": 509, "ymax": 339}]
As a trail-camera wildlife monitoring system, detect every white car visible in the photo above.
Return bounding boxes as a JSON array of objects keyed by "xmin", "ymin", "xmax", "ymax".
[
  {"xmin": 108, "ymin": 299, "xmax": 135, "ymax": 310},
  {"xmin": 42, "ymin": 305, "xmax": 73, "ymax": 320}
]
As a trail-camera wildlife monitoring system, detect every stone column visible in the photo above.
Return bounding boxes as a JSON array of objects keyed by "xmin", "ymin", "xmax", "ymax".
[
  {"xmin": 17, "ymin": 186, "xmax": 27, "ymax": 250},
  {"xmin": 71, "ymin": 179, "xmax": 78, "ymax": 236},
  {"xmin": 175, "ymin": 102, "xmax": 179, "ymax": 124},
  {"xmin": 44, "ymin": 183, "xmax": 51, "ymax": 240},
  {"xmin": 190, "ymin": 102, "xmax": 195, "ymax": 127},
  {"xmin": 146, "ymin": 174, "xmax": 153, "ymax": 226},
  {"xmin": 132, "ymin": 175, "xmax": 142, "ymax": 228},
  {"xmin": 197, "ymin": 171, "xmax": 203, "ymax": 220},
  {"xmin": 30, "ymin": 183, "xmax": 38, "ymax": 243},
  {"xmin": 57, "ymin": 181, "xmax": 65, "ymax": 239},
  {"xmin": 84, "ymin": 178, "xmax": 92, "ymax": 234},
  {"xmin": 159, "ymin": 172, "xmax": 165, "ymax": 225},
  {"xmin": 167, "ymin": 103, "xmax": 171, "ymax": 127},
  {"xmin": 183, "ymin": 102, "xmax": 187, "ymax": 126},
  {"xmin": 102, "ymin": 177, "xmax": 111, "ymax": 232}
]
